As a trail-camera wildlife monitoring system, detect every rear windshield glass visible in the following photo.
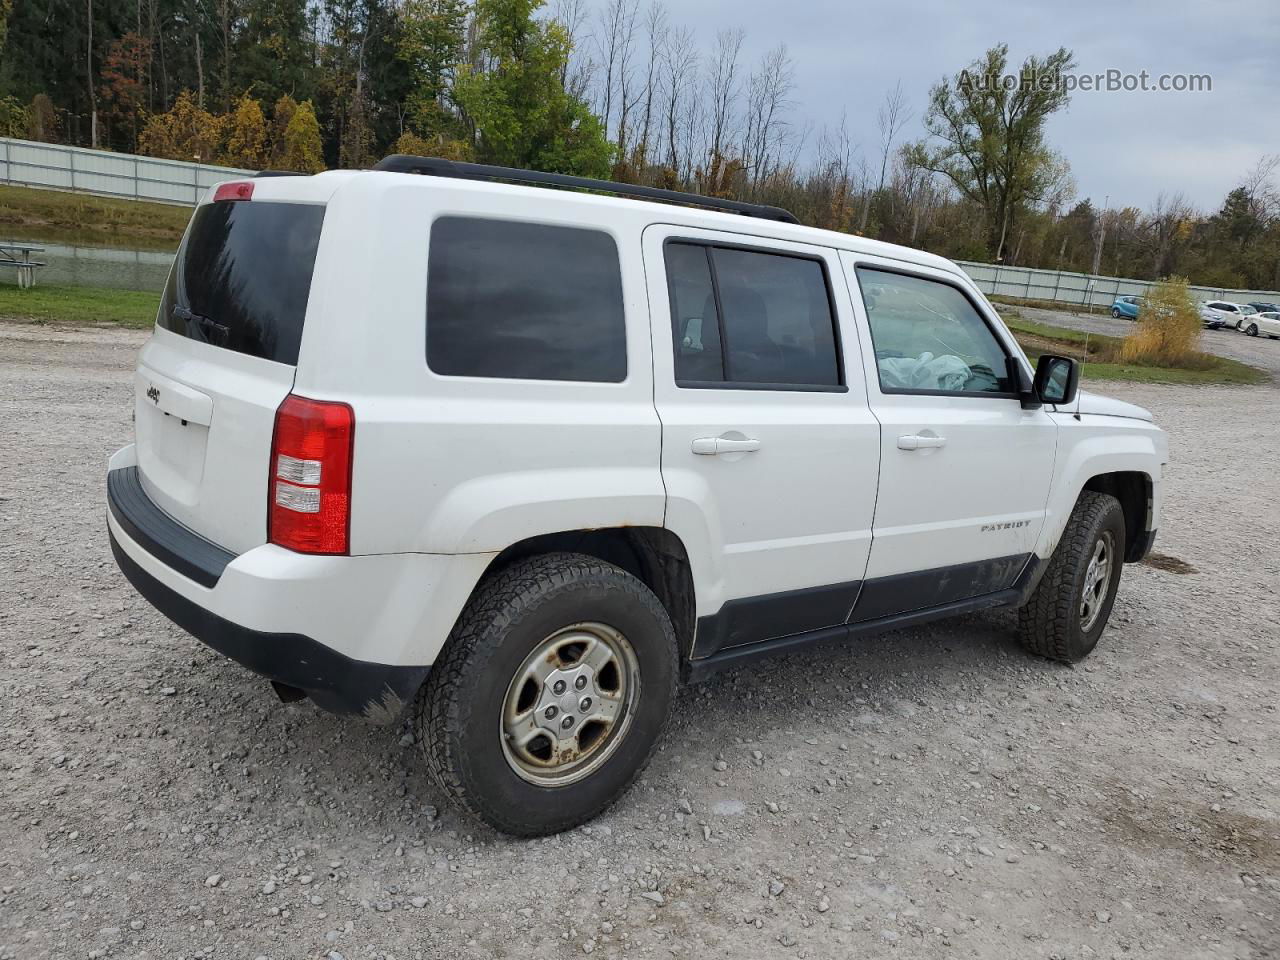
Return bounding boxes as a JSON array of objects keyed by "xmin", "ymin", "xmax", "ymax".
[{"xmin": 159, "ymin": 200, "xmax": 325, "ymax": 365}]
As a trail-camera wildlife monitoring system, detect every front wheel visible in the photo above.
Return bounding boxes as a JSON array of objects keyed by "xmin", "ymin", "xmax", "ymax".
[
  {"xmin": 1111, "ymin": 307, "xmax": 1121, "ymax": 318},
  {"xmin": 1247, "ymin": 323, "xmax": 1259, "ymax": 337},
  {"xmin": 1017, "ymin": 491, "xmax": 1126, "ymax": 663},
  {"xmin": 416, "ymin": 553, "xmax": 678, "ymax": 836}
]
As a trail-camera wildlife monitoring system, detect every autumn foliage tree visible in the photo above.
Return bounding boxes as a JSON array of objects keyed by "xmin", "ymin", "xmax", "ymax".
[
  {"xmin": 1119, "ymin": 276, "xmax": 1204, "ymax": 369},
  {"xmin": 139, "ymin": 90, "xmax": 225, "ymax": 161},
  {"xmin": 98, "ymin": 32, "xmax": 151, "ymax": 151},
  {"xmin": 278, "ymin": 99, "xmax": 324, "ymax": 173},
  {"xmin": 222, "ymin": 94, "xmax": 268, "ymax": 168}
]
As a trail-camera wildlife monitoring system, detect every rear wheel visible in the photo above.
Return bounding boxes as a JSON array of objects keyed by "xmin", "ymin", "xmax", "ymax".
[
  {"xmin": 1017, "ymin": 491, "xmax": 1126, "ymax": 663},
  {"xmin": 416, "ymin": 553, "xmax": 678, "ymax": 836},
  {"xmin": 1111, "ymin": 307, "xmax": 1121, "ymax": 318}
]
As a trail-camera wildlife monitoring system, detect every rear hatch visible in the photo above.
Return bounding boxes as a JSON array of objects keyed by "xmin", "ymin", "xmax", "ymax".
[{"xmin": 134, "ymin": 182, "xmax": 328, "ymax": 555}]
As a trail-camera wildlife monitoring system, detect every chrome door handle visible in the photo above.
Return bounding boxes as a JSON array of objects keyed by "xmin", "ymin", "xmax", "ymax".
[
  {"xmin": 897, "ymin": 434, "xmax": 947, "ymax": 451},
  {"xmin": 692, "ymin": 436, "xmax": 761, "ymax": 455}
]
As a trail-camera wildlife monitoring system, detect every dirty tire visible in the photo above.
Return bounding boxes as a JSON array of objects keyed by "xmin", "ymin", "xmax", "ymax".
[
  {"xmin": 1017, "ymin": 491, "xmax": 1127, "ymax": 663},
  {"xmin": 415, "ymin": 552, "xmax": 678, "ymax": 836},
  {"xmin": 1246, "ymin": 323, "xmax": 1259, "ymax": 337}
]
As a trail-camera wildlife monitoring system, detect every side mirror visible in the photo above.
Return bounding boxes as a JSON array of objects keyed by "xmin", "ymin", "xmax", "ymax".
[
  {"xmin": 1006, "ymin": 356, "xmax": 1040, "ymax": 410},
  {"xmin": 1034, "ymin": 354, "xmax": 1080, "ymax": 406}
]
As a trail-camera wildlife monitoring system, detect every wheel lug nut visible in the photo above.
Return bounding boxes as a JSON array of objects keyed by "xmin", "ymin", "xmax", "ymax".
[
  {"xmin": 579, "ymin": 697, "xmax": 592, "ymax": 712},
  {"xmin": 553, "ymin": 680, "xmax": 567, "ymax": 695},
  {"xmin": 544, "ymin": 706, "xmax": 558, "ymax": 720},
  {"xmin": 575, "ymin": 675, "xmax": 587, "ymax": 690},
  {"xmin": 561, "ymin": 715, "xmax": 574, "ymax": 730}
]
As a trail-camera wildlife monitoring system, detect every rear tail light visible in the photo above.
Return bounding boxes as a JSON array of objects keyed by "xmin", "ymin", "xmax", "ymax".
[
  {"xmin": 268, "ymin": 395, "xmax": 354, "ymax": 554},
  {"xmin": 213, "ymin": 180, "xmax": 254, "ymax": 202}
]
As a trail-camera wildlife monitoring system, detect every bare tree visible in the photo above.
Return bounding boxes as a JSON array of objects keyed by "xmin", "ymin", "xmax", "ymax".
[
  {"xmin": 1146, "ymin": 191, "xmax": 1194, "ymax": 277},
  {"xmin": 705, "ymin": 28, "xmax": 744, "ymax": 171},
  {"xmin": 552, "ymin": 0, "xmax": 596, "ymax": 98},
  {"xmin": 659, "ymin": 23, "xmax": 697, "ymax": 177},
  {"xmin": 741, "ymin": 44, "xmax": 795, "ymax": 192},
  {"xmin": 1243, "ymin": 153, "xmax": 1280, "ymax": 221},
  {"xmin": 595, "ymin": 0, "xmax": 639, "ymax": 145},
  {"xmin": 859, "ymin": 80, "xmax": 913, "ymax": 231},
  {"xmin": 634, "ymin": 2, "xmax": 667, "ymax": 170}
]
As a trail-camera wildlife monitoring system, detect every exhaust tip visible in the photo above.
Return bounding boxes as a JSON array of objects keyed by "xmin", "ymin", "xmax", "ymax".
[{"xmin": 271, "ymin": 680, "xmax": 308, "ymax": 704}]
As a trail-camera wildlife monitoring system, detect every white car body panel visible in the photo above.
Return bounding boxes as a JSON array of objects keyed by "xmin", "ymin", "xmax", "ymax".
[
  {"xmin": 1074, "ymin": 390, "xmax": 1154, "ymax": 421},
  {"xmin": 1250, "ymin": 312, "xmax": 1280, "ymax": 337},
  {"xmin": 838, "ymin": 251, "xmax": 1058, "ymax": 579},
  {"xmin": 642, "ymin": 223, "xmax": 880, "ymax": 619}
]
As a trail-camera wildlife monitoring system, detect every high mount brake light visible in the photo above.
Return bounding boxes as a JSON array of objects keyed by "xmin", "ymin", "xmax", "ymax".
[
  {"xmin": 213, "ymin": 181, "xmax": 254, "ymax": 202},
  {"xmin": 268, "ymin": 395, "xmax": 354, "ymax": 555}
]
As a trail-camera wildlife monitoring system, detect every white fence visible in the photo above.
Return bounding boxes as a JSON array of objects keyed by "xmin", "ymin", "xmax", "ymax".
[
  {"xmin": 957, "ymin": 260, "xmax": 1280, "ymax": 309},
  {"xmin": 0, "ymin": 137, "xmax": 253, "ymax": 206}
]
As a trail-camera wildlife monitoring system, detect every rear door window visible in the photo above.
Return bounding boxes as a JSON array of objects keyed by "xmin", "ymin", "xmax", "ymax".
[
  {"xmin": 159, "ymin": 201, "xmax": 325, "ymax": 365},
  {"xmin": 426, "ymin": 217, "xmax": 627, "ymax": 382},
  {"xmin": 664, "ymin": 241, "xmax": 842, "ymax": 388}
]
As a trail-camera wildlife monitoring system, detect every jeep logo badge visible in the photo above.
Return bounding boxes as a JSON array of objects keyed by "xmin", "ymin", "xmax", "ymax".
[{"xmin": 146, "ymin": 385, "xmax": 160, "ymax": 405}]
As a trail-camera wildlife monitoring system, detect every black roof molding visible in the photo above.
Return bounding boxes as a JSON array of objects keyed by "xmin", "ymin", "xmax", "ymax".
[{"xmin": 372, "ymin": 155, "xmax": 800, "ymax": 225}]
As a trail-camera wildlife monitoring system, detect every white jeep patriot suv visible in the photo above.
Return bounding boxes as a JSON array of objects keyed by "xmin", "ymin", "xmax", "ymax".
[{"xmin": 107, "ymin": 157, "xmax": 1168, "ymax": 835}]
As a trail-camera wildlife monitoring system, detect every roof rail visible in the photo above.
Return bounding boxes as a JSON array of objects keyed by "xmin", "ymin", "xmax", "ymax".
[{"xmin": 371, "ymin": 155, "xmax": 800, "ymax": 225}]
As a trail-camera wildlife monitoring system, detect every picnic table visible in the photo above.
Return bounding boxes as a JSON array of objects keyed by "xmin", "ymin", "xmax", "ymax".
[{"xmin": 0, "ymin": 242, "xmax": 46, "ymax": 289}]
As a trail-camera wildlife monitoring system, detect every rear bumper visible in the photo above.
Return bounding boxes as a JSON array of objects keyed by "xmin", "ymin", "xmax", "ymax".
[
  {"xmin": 109, "ymin": 530, "xmax": 427, "ymax": 720},
  {"xmin": 106, "ymin": 447, "xmax": 493, "ymax": 720}
]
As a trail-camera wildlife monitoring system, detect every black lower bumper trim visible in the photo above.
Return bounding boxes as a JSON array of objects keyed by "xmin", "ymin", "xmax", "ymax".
[
  {"xmin": 109, "ymin": 530, "xmax": 428, "ymax": 721},
  {"xmin": 107, "ymin": 466, "xmax": 234, "ymax": 587}
]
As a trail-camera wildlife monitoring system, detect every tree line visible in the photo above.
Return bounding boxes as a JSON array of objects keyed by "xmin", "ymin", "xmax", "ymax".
[{"xmin": 1, "ymin": 0, "xmax": 1277, "ymax": 291}]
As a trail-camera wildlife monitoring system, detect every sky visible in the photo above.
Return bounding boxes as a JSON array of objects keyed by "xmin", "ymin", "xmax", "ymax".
[{"xmin": 641, "ymin": 0, "xmax": 1280, "ymax": 214}]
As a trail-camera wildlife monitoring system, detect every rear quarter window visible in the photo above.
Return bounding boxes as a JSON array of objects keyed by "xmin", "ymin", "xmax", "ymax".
[
  {"xmin": 426, "ymin": 217, "xmax": 627, "ymax": 382},
  {"xmin": 159, "ymin": 201, "xmax": 325, "ymax": 365}
]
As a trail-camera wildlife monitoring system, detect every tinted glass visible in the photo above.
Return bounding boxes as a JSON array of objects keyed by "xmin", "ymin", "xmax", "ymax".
[
  {"xmin": 427, "ymin": 217, "xmax": 626, "ymax": 382},
  {"xmin": 665, "ymin": 243, "xmax": 724, "ymax": 381},
  {"xmin": 857, "ymin": 268, "xmax": 1013, "ymax": 394},
  {"xmin": 709, "ymin": 247, "xmax": 839, "ymax": 386},
  {"xmin": 159, "ymin": 201, "xmax": 325, "ymax": 365}
]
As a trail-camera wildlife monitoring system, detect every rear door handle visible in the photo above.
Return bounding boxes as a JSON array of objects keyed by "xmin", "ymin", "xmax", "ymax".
[
  {"xmin": 897, "ymin": 434, "xmax": 947, "ymax": 451},
  {"xmin": 692, "ymin": 436, "xmax": 761, "ymax": 455}
]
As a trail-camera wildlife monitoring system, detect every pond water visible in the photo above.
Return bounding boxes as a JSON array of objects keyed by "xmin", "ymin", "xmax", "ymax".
[{"xmin": 0, "ymin": 234, "xmax": 175, "ymax": 292}]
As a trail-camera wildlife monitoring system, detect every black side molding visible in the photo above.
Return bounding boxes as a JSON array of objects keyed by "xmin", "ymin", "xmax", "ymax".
[
  {"xmin": 850, "ymin": 554, "xmax": 1031, "ymax": 623},
  {"xmin": 685, "ymin": 555, "xmax": 1049, "ymax": 683},
  {"xmin": 691, "ymin": 579, "xmax": 862, "ymax": 659},
  {"xmin": 107, "ymin": 466, "xmax": 235, "ymax": 588}
]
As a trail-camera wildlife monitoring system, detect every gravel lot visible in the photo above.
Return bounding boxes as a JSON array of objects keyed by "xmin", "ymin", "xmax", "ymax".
[{"xmin": 2, "ymin": 320, "xmax": 1277, "ymax": 960}]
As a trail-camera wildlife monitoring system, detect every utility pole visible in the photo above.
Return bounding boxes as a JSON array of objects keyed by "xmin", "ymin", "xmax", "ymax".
[
  {"xmin": 1087, "ymin": 194, "xmax": 1108, "ymax": 313},
  {"xmin": 1090, "ymin": 194, "xmax": 1109, "ymax": 277}
]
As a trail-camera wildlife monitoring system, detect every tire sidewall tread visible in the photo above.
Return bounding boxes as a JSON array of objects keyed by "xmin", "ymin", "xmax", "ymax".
[
  {"xmin": 416, "ymin": 552, "xmax": 678, "ymax": 836},
  {"xmin": 1018, "ymin": 491, "xmax": 1127, "ymax": 663}
]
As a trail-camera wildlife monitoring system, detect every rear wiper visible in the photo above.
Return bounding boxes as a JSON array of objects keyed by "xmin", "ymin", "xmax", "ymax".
[{"xmin": 171, "ymin": 304, "xmax": 229, "ymax": 344}]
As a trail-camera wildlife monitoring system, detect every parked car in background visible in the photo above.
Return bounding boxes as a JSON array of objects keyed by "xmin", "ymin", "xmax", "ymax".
[
  {"xmin": 1201, "ymin": 300, "xmax": 1256, "ymax": 330},
  {"xmin": 1111, "ymin": 295, "xmax": 1143, "ymax": 319},
  {"xmin": 1245, "ymin": 311, "xmax": 1280, "ymax": 338},
  {"xmin": 1246, "ymin": 301, "xmax": 1278, "ymax": 315}
]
